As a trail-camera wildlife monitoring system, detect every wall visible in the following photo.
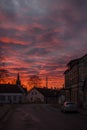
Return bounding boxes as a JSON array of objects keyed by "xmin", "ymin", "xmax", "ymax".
[
  {"xmin": 0, "ymin": 93, "xmax": 23, "ymax": 103},
  {"xmin": 27, "ymin": 88, "xmax": 44, "ymax": 103}
]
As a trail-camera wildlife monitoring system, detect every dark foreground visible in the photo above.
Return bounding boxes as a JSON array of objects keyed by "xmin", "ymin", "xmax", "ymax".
[{"xmin": 0, "ymin": 104, "xmax": 87, "ymax": 130}]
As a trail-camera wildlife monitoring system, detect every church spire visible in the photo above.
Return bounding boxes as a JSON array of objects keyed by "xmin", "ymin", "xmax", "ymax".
[{"xmin": 16, "ymin": 73, "xmax": 21, "ymax": 86}]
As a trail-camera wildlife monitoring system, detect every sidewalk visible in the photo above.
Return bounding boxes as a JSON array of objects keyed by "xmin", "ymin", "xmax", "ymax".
[
  {"xmin": 79, "ymin": 108, "xmax": 87, "ymax": 116},
  {"xmin": 0, "ymin": 104, "xmax": 11, "ymax": 120}
]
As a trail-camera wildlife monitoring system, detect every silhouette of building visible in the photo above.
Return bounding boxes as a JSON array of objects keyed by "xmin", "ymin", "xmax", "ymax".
[
  {"xmin": 27, "ymin": 87, "xmax": 59, "ymax": 103},
  {"xmin": 0, "ymin": 73, "xmax": 27, "ymax": 104},
  {"xmin": 64, "ymin": 54, "xmax": 87, "ymax": 107},
  {"xmin": 16, "ymin": 73, "xmax": 21, "ymax": 86}
]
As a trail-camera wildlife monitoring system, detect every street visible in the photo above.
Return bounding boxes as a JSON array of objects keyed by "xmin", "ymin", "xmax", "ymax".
[{"xmin": 0, "ymin": 104, "xmax": 87, "ymax": 130}]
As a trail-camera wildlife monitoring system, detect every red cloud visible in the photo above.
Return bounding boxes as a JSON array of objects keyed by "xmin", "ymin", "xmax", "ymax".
[{"xmin": 0, "ymin": 37, "xmax": 31, "ymax": 45}]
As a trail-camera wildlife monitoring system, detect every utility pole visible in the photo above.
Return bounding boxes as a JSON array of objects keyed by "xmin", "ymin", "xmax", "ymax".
[{"xmin": 46, "ymin": 76, "xmax": 48, "ymax": 88}]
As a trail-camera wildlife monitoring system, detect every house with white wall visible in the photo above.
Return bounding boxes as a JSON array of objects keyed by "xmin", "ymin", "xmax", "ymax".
[
  {"xmin": 0, "ymin": 84, "xmax": 25, "ymax": 104},
  {"xmin": 0, "ymin": 74, "xmax": 27, "ymax": 104},
  {"xmin": 27, "ymin": 87, "xmax": 59, "ymax": 103}
]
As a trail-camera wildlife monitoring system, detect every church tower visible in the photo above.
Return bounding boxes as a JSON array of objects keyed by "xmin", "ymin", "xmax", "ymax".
[{"xmin": 16, "ymin": 73, "xmax": 21, "ymax": 86}]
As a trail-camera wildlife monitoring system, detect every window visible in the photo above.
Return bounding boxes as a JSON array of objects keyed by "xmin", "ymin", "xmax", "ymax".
[
  {"xmin": 13, "ymin": 96, "xmax": 16, "ymax": 101},
  {"xmin": 8, "ymin": 96, "xmax": 11, "ymax": 100},
  {"xmin": 0, "ymin": 95, "xmax": 5, "ymax": 101},
  {"xmin": 35, "ymin": 92, "xmax": 37, "ymax": 95},
  {"xmin": 8, "ymin": 96, "xmax": 12, "ymax": 103},
  {"xmin": 30, "ymin": 97, "xmax": 33, "ymax": 101}
]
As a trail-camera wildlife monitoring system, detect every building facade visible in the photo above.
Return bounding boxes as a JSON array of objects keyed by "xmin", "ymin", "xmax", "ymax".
[
  {"xmin": 64, "ymin": 54, "xmax": 87, "ymax": 107},
  {"xmin": 27, "ymin": 87, "xmax": 59, "ymax": 103},
  {"xmin": 0, "ymin": 74, "xmax": 27, "ymax": 104},
  {"xmin": 0, "ymin": 84, "xmax": 25, "ymax": 104}
]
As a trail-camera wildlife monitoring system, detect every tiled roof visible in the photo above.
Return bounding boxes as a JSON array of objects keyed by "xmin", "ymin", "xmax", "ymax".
[
  {"xmin": 34, "ymin": 87, "xmax": 59, "ymax": 97},
  {"xmin": 0, "ymin": 84, "xmax": 25, "ymax": 93}
]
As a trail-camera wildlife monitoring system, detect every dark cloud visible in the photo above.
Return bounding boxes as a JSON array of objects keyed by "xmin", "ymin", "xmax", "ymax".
[
  {"xmin": 26, "ymin": 47, "xmax": 50, "ymax": 56},
  {"xmin": 30, "ymin": 27, "xmax": 45, "ymax": 35},
  {"xmin": 0, "ymin": 0, "xmax": 87, "ymax": 88},
  {"xmin": 12, "ymin": 67, "xmax": 28, "ymax": 71},
  {"xmin": 0, "ymin": 28, "xmax": 20, "ymax": 41}
]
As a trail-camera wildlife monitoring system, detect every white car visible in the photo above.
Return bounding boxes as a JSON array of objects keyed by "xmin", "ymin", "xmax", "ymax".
[{"xmin": 61, "ymin": 101, "xmax": 78, "ymax": 112}]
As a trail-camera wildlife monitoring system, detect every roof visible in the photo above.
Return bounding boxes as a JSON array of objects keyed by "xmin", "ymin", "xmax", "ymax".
[
  {"xmin": 67, "ymin": 54, "xmax": 87, "ymax": 67},
  {"xmin": 33, "ymin": 87, "xmax": 59, "ymax": 97},
  {"xmin": 0, "ymin": 84, "xmax": 25, "ymax": 93},
  {"xmin": 67, "ymin": 58, "xmax": 80, "ymax": 67},
  {"xmin": 64, "ymin": 69, "xmax": 69, "ymax": 74}
]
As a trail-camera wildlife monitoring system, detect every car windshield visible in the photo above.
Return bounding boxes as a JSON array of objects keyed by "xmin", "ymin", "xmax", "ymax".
[{"xmin": 65, "ymin": 102, "xmax": 76, "ymax": 105}]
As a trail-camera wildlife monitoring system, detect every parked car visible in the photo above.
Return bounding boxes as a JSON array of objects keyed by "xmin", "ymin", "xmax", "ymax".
[{"xmin": 61, "ymin": 101, "xmax": 78, "ymax": 112}]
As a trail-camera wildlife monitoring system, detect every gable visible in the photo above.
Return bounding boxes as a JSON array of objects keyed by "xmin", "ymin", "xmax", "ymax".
[
  {"xmin": 29, "ymin": 87, "xmax": 59, "ymax": 97},
  {"xmin": 29, "ymin": 88, "xmax": 44, "ymax": 97}
]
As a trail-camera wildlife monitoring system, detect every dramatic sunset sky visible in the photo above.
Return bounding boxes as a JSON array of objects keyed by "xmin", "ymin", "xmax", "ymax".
[{"xmin": 0, "ymin": 0, "xmax": 87, "ymax": 90}]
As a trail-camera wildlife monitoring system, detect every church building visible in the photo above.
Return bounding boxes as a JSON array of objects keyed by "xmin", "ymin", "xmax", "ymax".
[{"xmin": 0, "ymin": 73, "xmax": 27, "ymax": 104}]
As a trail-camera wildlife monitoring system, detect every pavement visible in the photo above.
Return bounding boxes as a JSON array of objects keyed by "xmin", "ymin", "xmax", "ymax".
[
  {"xmin": 51, "ymin": 104, "xmax": 87, "ymax": 116},
  {"xmin": 2, "ymin": 104, "xmax": 87, "ymax": 130},
  {"xmin": 79, "ymin": 108, "xmax": 87, "ymax": 116},
  {"xmin": 0, "ymin": 104, "xmax": 87, "ymax": 123},
  {"xmin": 0, "ymin": 104, "xmax": 11, "ymax": 121}
]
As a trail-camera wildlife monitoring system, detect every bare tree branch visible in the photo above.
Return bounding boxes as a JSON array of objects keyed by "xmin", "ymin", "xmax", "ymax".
[
  {"xmin": 28, "ymin": 75, "xmax": 41, "ymax": 88},
  {"xmin": 0, "ymin": 46, "xmax": 9, "ymax": 83}
]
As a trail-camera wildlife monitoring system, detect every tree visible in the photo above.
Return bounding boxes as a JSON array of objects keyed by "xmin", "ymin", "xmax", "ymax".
[
  {"xmin": 0, "ymin": 46, "xmax": 9, "ymax": 83},
  {"xmin": 0, "ymin": 68, "xmax": 9, "ymax": 82},
  {"xmin": 29, "ymin": 75, "xmax": 41, "ymax": 88}
]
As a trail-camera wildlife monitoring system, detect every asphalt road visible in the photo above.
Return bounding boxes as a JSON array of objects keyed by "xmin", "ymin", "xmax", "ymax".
[{"xmin": 1, "ymin": 104, "xmax": 87, "ymax": 130}]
